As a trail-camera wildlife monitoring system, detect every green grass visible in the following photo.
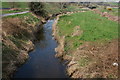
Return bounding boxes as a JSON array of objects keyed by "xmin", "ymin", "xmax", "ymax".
[
  {"xmin": 2, "ymin": 12, "xmax": 39, "ymax": 49},
  {"xmin": 3, "ymin": 12, "xmax": 40, "ymax": 24},
  {"xmin": 2, "ymin": 43, "xmax": 18, "ymax": 62},
  {"xmin": 8, "ymin": 35, "xmax": 29, "ymax": 49},
  {"xmin": 57, "ymin": 11, "xmax": 118, "ymax": 52},
  {"xmin": 2, "ymin": 2, "xmax": 29, "ymax": 14},
  {"xmin": 99, "ymin": 8, "xmax": 119, "ymax": 16},
  {"xmin": 107, "ymin": 2, "xmax": 118, "ymax": 6},
  {"xmin": 78, "ymin": 57, "xmax": 91, "ymax": 67},
  {"xmin": 2, "ymin": 2, "xmax": 28, "ymax": 8},
  {"xmin": 62, "ymin": 5, "xmax": 87, "ymax": 13},
  {"xmin": 2, "ymin": 9, "xmax": 29, "ymax": 14}
]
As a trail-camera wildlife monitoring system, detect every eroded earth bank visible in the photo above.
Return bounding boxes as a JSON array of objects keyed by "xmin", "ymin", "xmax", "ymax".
[{"xmin": 2, "ymin": 13, "xmax": 42, "ymax": 79}]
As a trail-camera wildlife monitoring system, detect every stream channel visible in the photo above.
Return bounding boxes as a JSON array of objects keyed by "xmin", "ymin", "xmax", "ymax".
[{"xmin": 13, "ymin": 20, "xmax": 68, "ymax": 78}]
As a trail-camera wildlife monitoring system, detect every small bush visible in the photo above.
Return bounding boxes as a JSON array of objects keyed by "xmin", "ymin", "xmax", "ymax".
[
  {"xmin": 29, "ymin": 2, "xmax": 48, "ymax": 18},
  {"xmin": 107, "ymin": 8, "xmax": 112, "ymax": 11}
]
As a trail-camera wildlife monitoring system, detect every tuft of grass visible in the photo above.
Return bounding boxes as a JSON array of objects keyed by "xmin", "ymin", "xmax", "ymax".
[
  {"xmin": 8, "ymin": 36, "xmax": 27, "ymax": 49},
  {"xmin": 108, "ymin": 74, "xmax": 118, "ymax": 78},
  {"xmin": 57, "ymin": 11, "xmax": 118, "ymax": 52},
  {"xmin": 24, "ymin": 13, "xmax": 40, "ymax": 24},
  {"xmin": 2, "ymin": 43, "xmax": 18, "ymax": 61},
  {"xmin": 78, "ymin": 57, "xmax": 91, "ymax": 67}
]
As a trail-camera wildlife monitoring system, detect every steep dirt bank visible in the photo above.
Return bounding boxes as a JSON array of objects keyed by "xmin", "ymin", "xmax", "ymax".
[
  {"xmin": 2, "ymin": 14, "xmax": 43, "ymax": 79},
  {"xmin": 52, "ymin": 12, "xmax": 118, "ymax": 78}
]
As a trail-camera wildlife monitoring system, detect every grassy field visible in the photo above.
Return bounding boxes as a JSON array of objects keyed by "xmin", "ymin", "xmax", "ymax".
[
  {"xmin": 2, "ymin": 2, "xmax": 29, "ymax": 8},
  {"xmin": 57, "ymin": 11, "xmax": 118, "ymax": 52},
  {"xmin": 107, "ymin": 2, "xmax": 118, "ymax": 6},
  {"xmin": 99, "ymin": 8, "xmax": 119, "ymax": 16},
  {"xmin": 57, "ymin": 10, "xmax": 118, "ymax": 78},
  {"xmin": 2, "ymin": 2, "xmax": 29, "ymax": 14},
  {"xmin": 3, "ymin": 12, "xmax": 40, "ymax": 24}
]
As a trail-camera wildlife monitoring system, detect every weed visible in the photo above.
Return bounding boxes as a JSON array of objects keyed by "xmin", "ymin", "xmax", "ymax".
[{"xmin": 79, "ymin": 57, "xmax": 91, "ymax": 67}]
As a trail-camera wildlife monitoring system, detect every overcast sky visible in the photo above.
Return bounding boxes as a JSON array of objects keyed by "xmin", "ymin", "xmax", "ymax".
[{"xmin": 2, "ymin": 0, "xmax": 120, "ymax": 2}]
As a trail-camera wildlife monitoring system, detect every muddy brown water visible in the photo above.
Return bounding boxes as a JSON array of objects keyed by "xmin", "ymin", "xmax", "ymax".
[{"xmin": 13, "ymin": 20, "xmax": 68, "ymax": 78}]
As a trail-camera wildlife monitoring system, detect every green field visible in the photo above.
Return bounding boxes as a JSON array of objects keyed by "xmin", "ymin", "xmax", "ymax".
[
  {"xmin": 2, "ymin": 2, "xmax": 28, "ymax": 8},
  {"xmin": 2, "ymin": 2, "xmax": 29, "ymax": 14},
  {"xmin": 57, "ymin": 11, "xmax": 118, "ymax": 52},
  {"xmin": 99, "ymin": 8, "xmax": 119, "ymax": 16},
  {"xmin": 107, "ymin": 2, "xmax": 118, "ymax": 6},
  {"xmin": 6, "ymin": 12, "xmax": 39, "ymax": 23}
]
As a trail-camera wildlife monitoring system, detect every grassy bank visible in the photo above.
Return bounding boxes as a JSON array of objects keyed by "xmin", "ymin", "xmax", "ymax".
[
  {"xmin": 56, "ymin": 11, "xmax": 118, "ymax": 78},
  {"xmin": 2, "ymin": 12, "xmax": 40, "ymax": 79},
  {"xmin": 57, "ymin": 11, "xmax": 118, "ymax": 52},
  {"xmin": 3, "ymin": 12, "xmax": 40, "ymax": 25}
]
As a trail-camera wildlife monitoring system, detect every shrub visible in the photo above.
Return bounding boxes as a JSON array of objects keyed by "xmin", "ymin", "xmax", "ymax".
[
  {"xmin": 29, "ymin": 2, "xmax": 48, "ymax": 18},
  {"xmin": 107, "ymin": 8, "xmax": 112, "ymax": 11}
]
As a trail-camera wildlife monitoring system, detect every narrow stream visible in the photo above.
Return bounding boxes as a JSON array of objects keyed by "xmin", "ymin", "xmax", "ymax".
[{"xmin": 14, "ymin": 20, "xmax": 67, "ymax": 78}]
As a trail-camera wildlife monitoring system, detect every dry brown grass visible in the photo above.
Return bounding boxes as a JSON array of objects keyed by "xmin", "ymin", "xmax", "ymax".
[{"xmin": 71, "ymin": 39, "xmax": 118, "ymax": 78}]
